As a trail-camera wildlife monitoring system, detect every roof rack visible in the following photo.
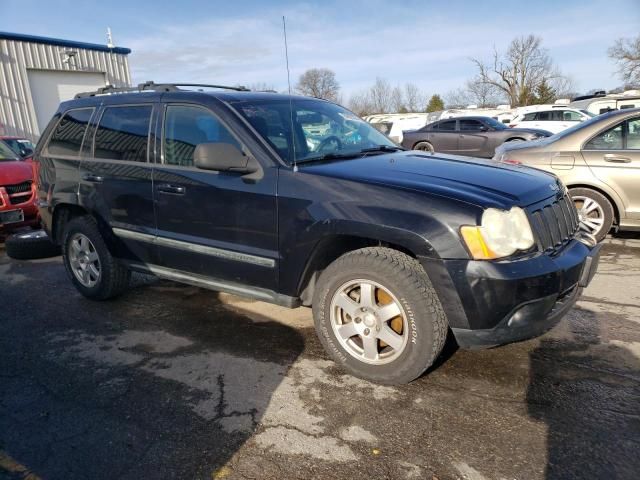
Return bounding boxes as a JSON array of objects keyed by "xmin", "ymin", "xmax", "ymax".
[{"xmin": 75, "ymin": 81, "xmax": 250, "ymax": 98}]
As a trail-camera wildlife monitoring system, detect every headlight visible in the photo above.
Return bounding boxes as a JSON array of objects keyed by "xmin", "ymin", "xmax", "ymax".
[{"xmin": 460, "ymin": 207, "xmax": 535, "ymax": 260}]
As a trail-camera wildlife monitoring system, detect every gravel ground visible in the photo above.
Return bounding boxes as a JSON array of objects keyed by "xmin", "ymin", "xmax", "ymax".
[{"xmin": 1, "ymin": 235, "xmax": 639, "ymax": 480}]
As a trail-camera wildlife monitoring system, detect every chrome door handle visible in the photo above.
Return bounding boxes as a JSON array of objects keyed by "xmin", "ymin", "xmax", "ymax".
[
  {"xmin": 156, "ymin": 184, "xmax": 186, "ymax": 195},
  {"xmin": 604, "ymin": 154, "xmax": 631, "ymax": 163},
  {"xmin": 82, "ymin": 174, "xmax": 104, "ymax": 183}
]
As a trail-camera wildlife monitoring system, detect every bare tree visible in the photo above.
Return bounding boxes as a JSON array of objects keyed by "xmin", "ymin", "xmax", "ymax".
[
  {"xmin": 445, "ymin": 88, "xmax": 471, "ymax": 108},
  {"xmin": 608, "ymin": 35, "xmax": 640, "ymax": 87},
  {"xmin": 466, "ymin": 78, "xmax": 505, "ymax": 107},
  {"xmin": 471, "ymin": 35, "xmax": 566, "ymax": 107},
  {"xmin": 370, "ymin": 77, "xmax": 393, "ymax": 113},
  {"xmin": 391, "ymin": 86, "xmax": 406, "ymax": 113},
  {"xmin": 348, "ymin": 90, "xmax": 375, "ymax": 116},
  {"xmin": 404, "ymin": 83, "xmax": 425, "ymax": 112},
  {"xmin": 295, "ymin": 68, "xmax": 340, "ymax": 101},
  {"xmin": 248, "ymin": 82, "xmax": 277, "ymax": 92}
]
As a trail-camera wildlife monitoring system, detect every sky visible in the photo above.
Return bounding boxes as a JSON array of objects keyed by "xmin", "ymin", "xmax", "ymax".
[{"xmin": 2, "ymin": 0, "xmax": 639, "ymax": 101}]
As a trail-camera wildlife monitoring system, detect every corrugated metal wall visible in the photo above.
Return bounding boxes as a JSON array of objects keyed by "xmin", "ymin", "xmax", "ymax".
[{"xmin": 0, "ymin": 38, "xmax": 131, "ymax": 141}]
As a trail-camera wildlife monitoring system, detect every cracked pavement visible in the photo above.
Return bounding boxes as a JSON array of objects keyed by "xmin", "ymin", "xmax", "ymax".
[{"xmin": 1, "ymin": 235, "xmax": 639, "ymax": 479}]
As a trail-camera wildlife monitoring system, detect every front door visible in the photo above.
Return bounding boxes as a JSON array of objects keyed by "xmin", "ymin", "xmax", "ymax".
[
  {"xmin": 457, "ymin": 118, "xmax": 491, "ymax": 157},
  {"xmin": 78, "ymin": 102, "xmax": 158, "ymax": 264},
  {"xmin": 153, "ymin": 103, "xmax": 278, "ymax": 290},
  {"xmin": 581, "ymin": 116, "xmax": 640, "ymax": 220}
]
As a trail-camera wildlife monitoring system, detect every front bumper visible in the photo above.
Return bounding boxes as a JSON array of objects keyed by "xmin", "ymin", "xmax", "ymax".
[
  {"xmin": 423, "ymin": 236, "xmax": 601, "ymax": 349},
  {"xmin": 0, "ymin": 186, "xmax": 39, "ymax": 234}
]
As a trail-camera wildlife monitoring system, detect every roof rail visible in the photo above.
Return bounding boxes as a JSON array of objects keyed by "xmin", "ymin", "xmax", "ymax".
[{"xmin": 75, "ymin": 81, "xmax": 250, "ymax": 98}]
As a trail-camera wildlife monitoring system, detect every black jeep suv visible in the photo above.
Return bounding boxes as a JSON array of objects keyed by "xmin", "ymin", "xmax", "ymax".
[{"xmin": 35, "ymin": 82, "xmax": 600, "ymax": 384}]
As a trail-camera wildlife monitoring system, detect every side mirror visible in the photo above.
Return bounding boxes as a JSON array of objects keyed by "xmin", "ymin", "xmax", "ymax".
[
  {"xmin": 194, "ymin": 142, "xmax": 259, "ymax": 175},
  {"xmin": 478, "ymin": 126, "xmax": 489, "ymax": 132}
]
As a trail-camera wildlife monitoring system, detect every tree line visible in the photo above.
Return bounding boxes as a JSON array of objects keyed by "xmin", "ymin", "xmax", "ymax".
[{"xmin": 291, "ymin": 33, "xmax": 640, "ymax": 116}]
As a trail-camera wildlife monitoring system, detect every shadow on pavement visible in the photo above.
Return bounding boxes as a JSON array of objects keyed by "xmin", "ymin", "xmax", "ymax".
[
  {"xmin": 526, "ymin": 307, "xmax": 640, "ymax": 479},
  {"xmin": 0, "ymin": 256, "xmax": 305, "ymax": 480}
]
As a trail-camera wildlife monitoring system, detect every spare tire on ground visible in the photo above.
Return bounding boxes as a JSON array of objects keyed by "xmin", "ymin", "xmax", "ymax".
[{"xmin": 5, "ymin": 230, "xmax": 61, "ymax": 260}]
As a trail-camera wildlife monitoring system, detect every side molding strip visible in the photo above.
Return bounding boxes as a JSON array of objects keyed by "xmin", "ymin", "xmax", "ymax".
[{"xmin": 112, "ymin": 227, "xmax": 276, "ymax": 268}]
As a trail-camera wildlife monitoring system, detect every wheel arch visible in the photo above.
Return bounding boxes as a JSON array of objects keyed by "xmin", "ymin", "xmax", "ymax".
[
  {"xmin": 566, "ymin": 182, "xmax": 621, "ymax": 225},
  {"xmin": 51, "ymin": 203, "xmax": 89, "ymax": 244}
]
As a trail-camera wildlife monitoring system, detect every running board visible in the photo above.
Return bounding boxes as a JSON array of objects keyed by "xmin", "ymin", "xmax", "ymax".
[{"xmin": 125, "ymin": 261, "xmax": 300, "ymax": 308}]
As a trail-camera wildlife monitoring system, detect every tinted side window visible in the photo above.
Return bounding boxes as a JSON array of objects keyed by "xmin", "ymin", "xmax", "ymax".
[
  {"xmin": 47, "ymin": 108, "xmax": 94, "ymax": 157},
  {"xmin": 563, "ymin": 110, "xmax": 583, "ymax": 121},
  {"xmin": 94, "ymin": 106, "xmax": 152, "ymax": 162},
  {"xmin": 163, "ymin": 105, "xmax": 241, "ymax": 167},
  {"xmin": 535, "ymin": 111, "xmax": 552, "ymax": 121},
  {"xmin": 459, "ymin": 119, "xmax": 483, "ymax": 131},
  {"xmin": 584, "ymin": 122, "xmax": 624, "ymax": 150},
  {"xmin": 522, "ymin": 112, "xmax": 536, "ymax": 121},
  {"xmin": 438, "ymin": 120, "xmax": 456, "ymax": 131}
]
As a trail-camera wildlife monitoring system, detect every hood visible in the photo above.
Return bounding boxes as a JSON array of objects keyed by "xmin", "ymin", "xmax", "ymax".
[
  {"xmin": 0, "ymin": 160, "xmax": 34, "ymax": 186},
  {"xmin": 299, "ymin": 151, "xmax": 561, "ymax": 209}
]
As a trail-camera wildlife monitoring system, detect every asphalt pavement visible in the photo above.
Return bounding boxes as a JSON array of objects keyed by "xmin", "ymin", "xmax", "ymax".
[{"xmin": 1, "ymin": 235, "xmax": 639, "ymax": 480}]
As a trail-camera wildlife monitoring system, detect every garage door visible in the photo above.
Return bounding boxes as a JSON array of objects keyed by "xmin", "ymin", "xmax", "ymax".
[{"xmin": 27, "ymin": 70, "xmax": 106, "ymax": 135}]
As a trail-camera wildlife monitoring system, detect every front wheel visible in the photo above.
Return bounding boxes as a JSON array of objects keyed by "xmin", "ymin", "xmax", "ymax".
[
  {"xmin": 62, "ymin": 216, "xmax": 130, "ymax": 300},
  {"xmin": 312, "ymin": 247, "xmax": 447, "ymax": 384},
  {"xmin": 569, "ymin": 188, "xmax": 614, "ymax": 242}
]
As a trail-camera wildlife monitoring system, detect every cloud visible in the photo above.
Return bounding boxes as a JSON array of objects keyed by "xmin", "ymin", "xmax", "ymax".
[{"xmin": 123, "ymin": 0, "xmax": 640, "ymax": 97}]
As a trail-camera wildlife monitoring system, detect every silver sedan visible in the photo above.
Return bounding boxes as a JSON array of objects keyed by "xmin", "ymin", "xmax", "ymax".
[{"xmin": 494, "ymin": 108, "xmax": 640, "ymax": 241}]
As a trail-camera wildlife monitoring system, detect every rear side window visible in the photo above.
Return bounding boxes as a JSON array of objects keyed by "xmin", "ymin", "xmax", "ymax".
[
  {"xmin": 94, "ymin": 105, "xmax": 152, "ymax": 162},
  {"xmin": 163, "ymin": 105, "xmax": 241, "ymax": 167},
  {"xmin": 438, "ymin": 120, "xmax": 456, "ymax": 131},
  {"xmin": 47, "ymin": 108, "xmax": 94, "ymax": 157},
  {"xmin": 584, "ymin": 122, "xmax": 624, "ymax": 150}
]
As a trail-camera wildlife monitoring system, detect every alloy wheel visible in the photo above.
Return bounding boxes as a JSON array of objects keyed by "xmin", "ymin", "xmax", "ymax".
[
  {"xmin": 573, "ymin": 195, "xmax": 606, "ymax": 236},
  {"xmin": 330, "ymin": 279, "xmax": 409, "ymax": 365},
  {"xmin": 68, "ymin": 233, "xmax": 101, "ymax": 288}
]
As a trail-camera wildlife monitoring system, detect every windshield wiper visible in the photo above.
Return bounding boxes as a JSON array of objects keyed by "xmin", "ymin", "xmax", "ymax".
[
  {"xmin": 359, "ymin": 145, "xmax": 405, "ymax": 154},
  {"xmin": 296, "ymin": 152, "xmax": 363, "ymax": 164}
]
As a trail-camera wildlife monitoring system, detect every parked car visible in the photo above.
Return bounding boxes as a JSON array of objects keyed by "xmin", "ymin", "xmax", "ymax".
[
  {"xmin": 365, "ymin": 113, "xmax": 430, "ymax": 144},
  {"xmin": 494, "ymin": 108, "xmax": 640, "ymax": 242},
  {"xmin": 509, "ymin": 107, "xmax": 595, "ymax": 134},
  {"xmin": 0, "ymin": 141, "xmax": 39, "ymax": 237},
  {"xmin": 36, "ymin": 82, "xmax": 600, "ymax": 384},
  {"xmin": 401, "ymin": 116, "xmax": 551, "ymax": 158},
  {"xmin": 1, "ymin": 136, "xmax": 35, "ymax": 159}
]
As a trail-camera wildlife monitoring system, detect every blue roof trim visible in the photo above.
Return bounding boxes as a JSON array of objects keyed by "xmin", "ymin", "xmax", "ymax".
[{"xmin": 0, "ymin": 31, "xmax": 131, "ymax": 55}]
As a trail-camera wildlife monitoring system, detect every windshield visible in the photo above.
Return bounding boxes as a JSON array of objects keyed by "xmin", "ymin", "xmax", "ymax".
[
  {"xmin": 484, "ymin": 117, "xmax": 508, "ymax": 130},
  {"xmin": 0, "ymin": 141, "xmax": 19, "ymax": 161},
  {"xmin": 231, "ymin": 98, "xmax": 398, "ymax": 164}
]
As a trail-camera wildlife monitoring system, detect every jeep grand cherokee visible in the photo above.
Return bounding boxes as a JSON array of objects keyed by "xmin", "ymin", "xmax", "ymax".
[{"xmin": 35, "ymin": 82, "xmax": 601, "ymax": 384}]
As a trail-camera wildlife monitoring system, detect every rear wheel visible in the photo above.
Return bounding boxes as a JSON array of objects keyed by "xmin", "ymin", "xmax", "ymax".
[
  {"xmin": 62, "ymin": 216, "xmax": 130, "ymax": 299},
  {"xmin": 413, "ymin": 141, "xmax": 434, "ymax": 153},
  {"xmin": 569, "ymin": 187, "xmax": 614, "ymax": 242},
  {"xmin": 312, "ymin": 247, "xmax": 447, "ymax": 384}
]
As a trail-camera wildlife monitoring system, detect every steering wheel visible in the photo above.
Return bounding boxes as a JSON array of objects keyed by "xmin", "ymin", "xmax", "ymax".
[{"xmin": 316, "ymin": 135, "xmax": 343, "ymax": 153}]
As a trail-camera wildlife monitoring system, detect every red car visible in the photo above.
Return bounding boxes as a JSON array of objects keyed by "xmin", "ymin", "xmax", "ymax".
[{"xmin": 0, "ymin": 141, "xmax": 39, "ymax": 237}]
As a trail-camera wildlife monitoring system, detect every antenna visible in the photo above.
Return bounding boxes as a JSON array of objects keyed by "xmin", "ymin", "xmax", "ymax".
[
  {"xmin": 282, "ymin": 16, "xmax": 297, "ymax": 172},
  {"xmin": 106, "ymin": 27, "xmax": 114, "ymax": 49}
]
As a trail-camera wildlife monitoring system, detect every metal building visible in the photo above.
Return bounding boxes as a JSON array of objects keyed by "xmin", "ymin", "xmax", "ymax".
[{"xmin": 0, "ymin": 31, "xmax": 131, "ymax": 141}]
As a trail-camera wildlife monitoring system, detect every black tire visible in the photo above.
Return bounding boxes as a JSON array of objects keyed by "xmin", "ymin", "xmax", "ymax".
[
  {"xmin": 312, "ymin": 247, "xmax": 447, "ymax": 385},
  {"xmin": 5, "ymin": 230, "xmax": 61, "ymax": 260},
  {"xmin": 568, "ymin": 187, "xmax": 614, "ymax": 242},
  {"xmin": 62, "ymin": 215, "xmax": 130, "ymax": 300},
  {"xmin": 505, "ymin": 138, "xmax": 525, "ymax": 142},
  {"xmin": 414, "ymin": 141, "xmax": 434, "ymax": 153}
]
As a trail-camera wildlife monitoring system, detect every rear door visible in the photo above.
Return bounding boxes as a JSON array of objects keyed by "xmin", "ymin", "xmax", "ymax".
[
  {"xmin": 429, "ymin": 119, "xmax": 458, "ymax": 153},
  {"xmin": 581, "ymin": 115, "xmax": 640, "ymax": 220},
  {"xmin": 78, "ymin": 100, "xmax": 158, "ymax": 264},
  {"xmin": 152, "ymin": 100, "xmax": 278, "ymax": 290},
  {"xmin": 457, "ymin": 118, "xmax": 491, "ymax": 157}
]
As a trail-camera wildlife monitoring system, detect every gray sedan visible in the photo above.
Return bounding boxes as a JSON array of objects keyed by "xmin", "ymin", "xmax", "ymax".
[
  {"xmin": 401, "ymin": 116, "xmax": 551, "ymax": 158},
  {"xmin": 494, "ymin": 108, "xmax": 640, "ymax": 241}
]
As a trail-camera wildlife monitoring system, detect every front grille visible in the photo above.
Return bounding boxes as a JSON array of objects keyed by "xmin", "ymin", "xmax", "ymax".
[
  {"xmin": 5, "ymin": 181, "xmax": 31, "ymax": 195},
  {"xmin": 529, "ymin": 194, "xmax": 580, "ymax": 252}
]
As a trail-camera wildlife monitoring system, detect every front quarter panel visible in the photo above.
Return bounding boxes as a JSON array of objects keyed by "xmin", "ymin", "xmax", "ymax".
[{"xmin": 277, "ymin": 168, "xmax": 478, "ymax": 296}]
